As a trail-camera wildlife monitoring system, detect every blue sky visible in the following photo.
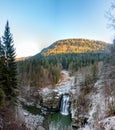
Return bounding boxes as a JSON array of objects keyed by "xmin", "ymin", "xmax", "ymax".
[{"xmin": 0, "ymin": 0, "xmax": 113, "ymax": 57}]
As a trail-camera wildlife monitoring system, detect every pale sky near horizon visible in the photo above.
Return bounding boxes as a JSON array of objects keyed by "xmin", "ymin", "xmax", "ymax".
[{"xmin": 0, "ymin": 0, "xmax": 114, "ymax": 57}]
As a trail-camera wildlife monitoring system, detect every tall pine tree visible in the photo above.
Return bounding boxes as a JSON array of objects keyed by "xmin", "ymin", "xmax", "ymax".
[{"xmin": 2, "ymin": 21, "xmax": 17, "ymax": 103}]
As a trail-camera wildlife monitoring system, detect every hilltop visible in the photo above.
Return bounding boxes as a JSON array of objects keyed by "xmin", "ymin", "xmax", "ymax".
[{"xmin": 40, "ymin": 38, "xmax": 108, "ymax": 56}]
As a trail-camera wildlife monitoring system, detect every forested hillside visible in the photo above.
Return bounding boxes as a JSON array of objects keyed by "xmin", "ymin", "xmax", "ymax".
[
  {"xmin": 40, "ymin": 39, "xmax": 108, "ymax": 56},
  {"xmin": 17, "ymin": 39, "xmax": 109, "ymax": 96}
]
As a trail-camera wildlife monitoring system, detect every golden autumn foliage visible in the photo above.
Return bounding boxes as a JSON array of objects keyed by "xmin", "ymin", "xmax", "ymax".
[{"xmin": 41, "ymin": 39, "xmax": 108, "ymax": 56}]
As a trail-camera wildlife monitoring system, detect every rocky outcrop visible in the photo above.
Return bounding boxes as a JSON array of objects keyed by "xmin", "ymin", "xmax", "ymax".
[{"xmin": 39, "ymin": 88, "xmax": 61, "ymax": 112}]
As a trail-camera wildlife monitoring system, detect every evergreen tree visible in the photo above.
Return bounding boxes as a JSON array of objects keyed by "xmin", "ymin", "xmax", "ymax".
[{"xmin": 2, "ymin": 21, "xmax": 17, "ymax": 103}]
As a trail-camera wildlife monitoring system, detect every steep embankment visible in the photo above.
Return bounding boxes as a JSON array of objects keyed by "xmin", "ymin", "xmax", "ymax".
[
  {"xmin": 71, "ymin": 60, "xmax": 115, "ymax": 129},
  {"xmin": 89, "ymin": 60, "xmax": 115, "ymax": 130}
]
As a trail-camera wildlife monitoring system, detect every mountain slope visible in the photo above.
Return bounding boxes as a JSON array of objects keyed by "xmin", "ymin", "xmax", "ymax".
[{"xmin": 40, "ymin": 38, "xmax": 108, "ymax": 56}]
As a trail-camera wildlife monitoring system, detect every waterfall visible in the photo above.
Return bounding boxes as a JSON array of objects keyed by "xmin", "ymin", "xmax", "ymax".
[{"xmin": 60, "ymin": 94, "xmax": 70, "ymax": 115}]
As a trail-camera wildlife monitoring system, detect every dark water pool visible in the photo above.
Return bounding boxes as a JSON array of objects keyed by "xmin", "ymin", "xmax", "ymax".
[
  {"xmin": 45, "ymin": 112, "xmax": 73, "ymax": 130},
  {"xmin": 22, "ymin": 103, "xmax": 73, "ymax": 130}
]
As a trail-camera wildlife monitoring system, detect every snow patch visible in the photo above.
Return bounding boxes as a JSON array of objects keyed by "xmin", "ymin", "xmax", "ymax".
[
  {"xmin": 40, "ymin": 71, "xmax": 75, "ymax": 96},
  {"xmin": 17, "ymin": 106, "xmax": 44, "ymax": 130},
  {"xmin": 99, "ymin": 116, "xmax": 115, "ymax": 130}
]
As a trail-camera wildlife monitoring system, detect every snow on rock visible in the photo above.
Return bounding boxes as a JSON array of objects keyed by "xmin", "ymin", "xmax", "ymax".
[
  {"xmin": 99, "ymin": 116, "xmax": 115, "ymax": 130},
  {"xmin": 17, "ymin": 106, "xmax": 44, "ymax": 130},
  {"xmin": 40, "ymin": 70, "xmax": 75, "ymax": 96},
  {"xmin": 83, "ymin": 79, "xmax": 110, "ymax": 130},
  {"xmin": 37, "ymin": 126, "xmax": 45, "ymax": 130},
  {"xmin": 54, "ymin": 71, "xmax": 75, "ymax": 95},
  {"xmin": 79, "ymin": 62, "xmax": 115, "ymax": 130},
  {"xmin": 88, "ymin": 80, "xmax": 106, "ymax": 122},
  {"xmin": 41, "ymin": 88, "xmax": 53, "ymax": 96},
  {"xmin": 24, "ymin": 113, "xmax": 44, "ymax": 130},
  {"xmin": 78, "ymin": 125, "xmax": 91, "ymax": 130}
]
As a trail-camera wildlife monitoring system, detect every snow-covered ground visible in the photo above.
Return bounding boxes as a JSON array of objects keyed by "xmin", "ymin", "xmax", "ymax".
[
  {"xmin": 78, "ymin": 63, "xmax": 115, "ymax": 130},
  {"xmin": 99, "ymin": 116, "xmax": 115, "ymax": 130},
  {"xmin": 17, "ymin": 105, "xmax": 44, "ymax": 130},
  {"xmin": 40, "ymin": 70, "xmax": 75, "ymax": 96},
  {"xmin": 54, "ymin": 71, "xmax": 75, "ymax": 95}
]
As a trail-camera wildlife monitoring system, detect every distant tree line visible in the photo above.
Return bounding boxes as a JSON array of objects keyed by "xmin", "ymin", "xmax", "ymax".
[{"xmin": 0, "ymin": 21, "xmax": 17, "ymax": 108}]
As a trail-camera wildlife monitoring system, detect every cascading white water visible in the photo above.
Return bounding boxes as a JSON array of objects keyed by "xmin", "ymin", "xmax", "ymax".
[{"xmin": 60, "ymin": 94, "xmax": 70, "ymax": 115}]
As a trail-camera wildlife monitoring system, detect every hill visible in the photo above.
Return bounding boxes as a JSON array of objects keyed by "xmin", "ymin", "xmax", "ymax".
[
  {"xmin": 16, "ymin": 56, "xmax": 31, "ymax": 61},
  {"xmin": 40, "ymin": 38, "xmax": 108, "ymax": 56}
]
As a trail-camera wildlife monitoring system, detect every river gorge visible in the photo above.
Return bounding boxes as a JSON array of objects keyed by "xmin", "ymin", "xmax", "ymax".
[
  {"xmin": 17, "ymin": 63, "xmax": 115, "ymax": 130},
  {"xmin": 17, "ymin": 71, "xmax": 75, "ymax": 130}
]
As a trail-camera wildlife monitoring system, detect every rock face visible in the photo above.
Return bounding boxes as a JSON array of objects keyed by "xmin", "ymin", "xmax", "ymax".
[{"xmin": 39, "ymin": 88, "xmax": 61, "ymax": 111}]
